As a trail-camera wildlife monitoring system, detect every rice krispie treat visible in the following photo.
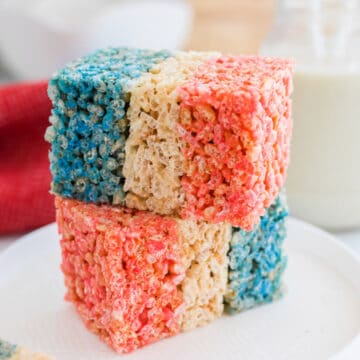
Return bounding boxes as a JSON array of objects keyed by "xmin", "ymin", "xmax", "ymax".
[
  {"xmin": 225, "ymin": 194, "xmax": 288, "ymax": 312},
  {"xmin": 56, "ymin": 197, "xmax": 229, "ymax": 353},
  {"xmin": 46, "ymin": 47, "xmax": 293, "ymax": 230},
  {"xmin": 0, "ymin": 339, "xmax": 52, "ymax": 360},
  {"xmin": 56, "ymin": 194, "xmax": 288, "ymax": 353},
  {"xmin": 48, "ymin": 47, "xmax": 292, "ymax": 354}
]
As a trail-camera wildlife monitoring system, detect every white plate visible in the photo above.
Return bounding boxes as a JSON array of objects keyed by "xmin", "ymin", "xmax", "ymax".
[{"xmin": 0, "ymin": 218, "xmax": 359, "ymax": 360}]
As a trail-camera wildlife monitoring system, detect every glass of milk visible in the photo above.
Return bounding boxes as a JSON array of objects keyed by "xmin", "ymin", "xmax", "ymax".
[{"xmin": 260, "ymin": 0, "xmax": 360, "ymax": 230}]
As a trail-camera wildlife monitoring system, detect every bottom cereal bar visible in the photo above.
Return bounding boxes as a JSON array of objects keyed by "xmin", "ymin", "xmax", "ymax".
[
  {"xmin": 0, "ymin": 339, "xmax": 52, "ymax": 360},
  {"xmin": 56, "ymin": 195, "xmax": 287, "ymax": 353}
]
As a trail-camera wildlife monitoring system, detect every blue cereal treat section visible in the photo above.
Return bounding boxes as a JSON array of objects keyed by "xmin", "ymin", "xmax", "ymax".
[
  {"xmin": 225, "ymin": 194, "xmax": 288, "ymax": 313},
  {"xmin": 0, "ymin": 339, "xmax": 17, "ymax": 359},
  {"xmin": 45, "ymin": 47, "xmax": 171, "ymax": 204}
]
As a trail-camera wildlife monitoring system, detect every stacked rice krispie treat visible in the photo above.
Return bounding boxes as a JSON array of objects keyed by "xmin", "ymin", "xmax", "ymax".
[
  {"xmin": 0, "ymin": 339, "xmax": 52, "ymax": 360},
  {"xmin": 46, "ymin": 47, "xmax": 293, "ymax": 353}
]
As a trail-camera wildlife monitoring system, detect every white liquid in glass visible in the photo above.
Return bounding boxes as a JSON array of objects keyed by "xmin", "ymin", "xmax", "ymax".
[{"xmin": 287, "ymin": 70, "xmax": 360, "ymax": 229}]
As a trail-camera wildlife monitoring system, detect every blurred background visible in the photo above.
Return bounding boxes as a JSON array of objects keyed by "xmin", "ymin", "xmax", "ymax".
[
  {"xmin": 0, "ymin": 0, "xmax": 359, "ymax": 242},
  {"xmin": 0, "ymin": 0, "xmax": 276, "ymax": 81}
]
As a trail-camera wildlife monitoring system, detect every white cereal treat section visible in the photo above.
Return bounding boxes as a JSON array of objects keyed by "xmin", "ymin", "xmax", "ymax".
[
  {"xmin": 123, "ymin": 51, "xmax": 219, "ymax": 215},
  {"xmin": 11, "ymin": 347, "xmax": 53, "ymax": 360},
  {"xmin": 177, "ymin": 219, "xmax": 231, "ymax": 331}
]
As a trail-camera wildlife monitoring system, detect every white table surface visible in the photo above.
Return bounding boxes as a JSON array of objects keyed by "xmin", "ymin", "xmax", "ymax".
[{"xmin": 0, "ymin": 222, "xmax": 359, "ymax": 257}]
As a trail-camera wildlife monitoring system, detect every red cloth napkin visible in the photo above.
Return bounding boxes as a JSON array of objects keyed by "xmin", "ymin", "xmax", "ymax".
[{"xmin": 0, "ymin": 81, "xmax": 55, "ymax": 234}]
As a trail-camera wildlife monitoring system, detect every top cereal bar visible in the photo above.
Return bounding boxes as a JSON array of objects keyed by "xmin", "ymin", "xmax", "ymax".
[{"xmin": 46, "ymin": 47, "xmax": 293, "ymax": 230}]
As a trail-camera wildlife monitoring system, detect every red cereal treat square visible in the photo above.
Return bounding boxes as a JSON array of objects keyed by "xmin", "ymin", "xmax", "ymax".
[
  {"xmin": 177, "ymin": 56, "xmax": 293, "ymax": 230},
  {"xmin": 56, "ymin": 197, "xmax": 184, "ymax": 353}
]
